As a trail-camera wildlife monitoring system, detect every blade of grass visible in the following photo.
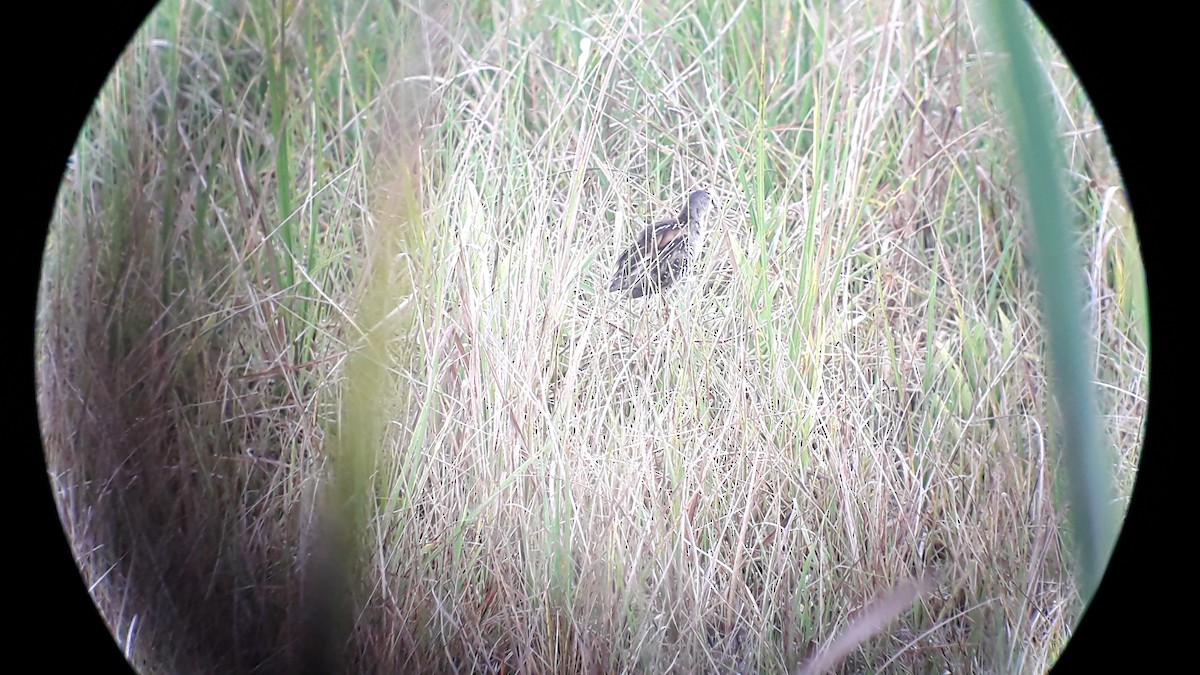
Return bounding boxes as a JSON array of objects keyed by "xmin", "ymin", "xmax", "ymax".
[{"xmin": 983, "ymin": 0, "xmax": 1119, "ymax": 601}]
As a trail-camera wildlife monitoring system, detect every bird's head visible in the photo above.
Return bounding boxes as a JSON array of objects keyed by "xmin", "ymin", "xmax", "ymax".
[{"xmin": 680, "ymin": 189, "xmax": 714, "ymax": 224}]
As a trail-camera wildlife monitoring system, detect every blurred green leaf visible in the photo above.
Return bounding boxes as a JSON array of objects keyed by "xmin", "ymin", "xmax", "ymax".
[{"xmin": 984, "ymin": 0, "xmax": 1119, "ymax": 602}]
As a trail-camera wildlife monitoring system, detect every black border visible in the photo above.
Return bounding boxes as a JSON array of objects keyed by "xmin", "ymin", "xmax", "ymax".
[
  {"xmin": 1024, "ymin": 1, "xmax": 1174, "ymax": 670},
  {"xmin": 22, "ymin": 5, "xmax": 159, "ymax": 673},
  {"xmin": 17, "ymin": 1, "xmax": 1171, "ymax": 672}
]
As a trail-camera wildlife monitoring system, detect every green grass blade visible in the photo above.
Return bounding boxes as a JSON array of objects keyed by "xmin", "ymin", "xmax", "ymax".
[{"xmin": 984, "ymin": 0, "xmax": 1119, "ymax": 602}]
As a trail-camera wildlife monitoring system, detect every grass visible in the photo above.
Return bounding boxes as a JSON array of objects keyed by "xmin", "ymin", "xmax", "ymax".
[{"xmin": 37, "ymin": 0, "xmax": 1147, "ymax": 672}]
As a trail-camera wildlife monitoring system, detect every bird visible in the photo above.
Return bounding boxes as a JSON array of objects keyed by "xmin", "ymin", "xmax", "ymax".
[{"xmin": 608, "ymin": 189, "xmax": 714, "ymax": 301}]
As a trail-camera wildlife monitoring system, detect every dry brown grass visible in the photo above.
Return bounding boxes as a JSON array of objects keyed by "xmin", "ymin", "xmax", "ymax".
[{"xmin": 38, "ymin": 0, "xmax": 1146, "ymax": 672}]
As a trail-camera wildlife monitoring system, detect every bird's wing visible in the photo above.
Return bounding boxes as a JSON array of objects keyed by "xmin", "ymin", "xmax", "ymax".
[
  {"xmin": 653, "ymin": 223, "xmax": 688, "ymax": 250},
  {"xmin": 655, "ymin": 224, "xmax": 693, "ymax": 283},
  {"xmin": 610, "ymin": 219, "xmax": 689, "ymax": 295},
  {"xmin": 610, "ymin": 226, "xmax": 648, "ymax": 282},
  {"xmin": 613, "ymin": 220, "xmax": 662, "ymax": 270}
]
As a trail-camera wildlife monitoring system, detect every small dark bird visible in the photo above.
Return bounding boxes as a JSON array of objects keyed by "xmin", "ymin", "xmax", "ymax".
[{"xmin": 608, "ymin": 190, "xmax": 713, "ymax": 299}]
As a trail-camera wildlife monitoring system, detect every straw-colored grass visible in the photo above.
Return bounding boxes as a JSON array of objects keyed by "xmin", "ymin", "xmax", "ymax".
[{"xmin": 37, "ymin": 0, "xmax": 1147, "ymax": 672}]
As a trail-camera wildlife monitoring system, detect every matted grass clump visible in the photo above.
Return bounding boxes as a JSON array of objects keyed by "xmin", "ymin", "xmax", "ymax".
[{"xmin": 37, "ymin": 0, "xmax": 1147, "ymax": 672}]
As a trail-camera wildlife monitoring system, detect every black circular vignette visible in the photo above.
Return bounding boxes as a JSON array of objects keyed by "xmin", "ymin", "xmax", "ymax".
[
  {"xmin": 1026, "ymin": 1, "xmax": 1176, "ymax": 671},
  {"xmin": 21, "ymin": 4, "xmax": 160, "ymax": 673},
  {"xmin": 17, "ymin": 1, "xmax": 1174, "ymax": 673}
]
